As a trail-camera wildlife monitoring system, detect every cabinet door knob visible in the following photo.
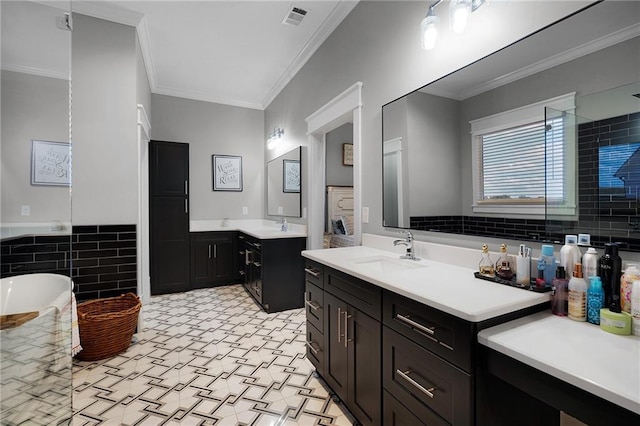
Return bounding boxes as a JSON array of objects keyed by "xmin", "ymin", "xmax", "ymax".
[{"xmin": 396, "ymin": 369, "xmax": 437, "ymax": 399}]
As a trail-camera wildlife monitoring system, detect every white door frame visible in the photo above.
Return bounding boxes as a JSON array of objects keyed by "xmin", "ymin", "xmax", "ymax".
[
  {"xmin": 305, "ymin": 82, "xmax": 363, "ymax": 250},
  {"xmin": 137, "ymin": 104, "xmax": 151, "ymax": 306}
]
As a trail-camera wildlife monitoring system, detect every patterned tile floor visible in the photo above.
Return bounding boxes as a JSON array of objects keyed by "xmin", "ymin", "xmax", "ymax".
[{"xmin": 72, "ymin": 285, "xmax": 355, "ymax": 425}]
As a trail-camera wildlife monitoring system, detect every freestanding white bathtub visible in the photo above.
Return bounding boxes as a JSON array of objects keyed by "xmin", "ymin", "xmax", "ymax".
[{"xmin": 0, "ymin": 273, "xmax": 73, "ymax": 425}]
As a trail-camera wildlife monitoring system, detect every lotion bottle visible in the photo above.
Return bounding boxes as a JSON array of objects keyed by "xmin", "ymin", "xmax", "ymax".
[
  {"xmin": 560, "ymin": 235, "xmax": 581, "ymax": 279},
  {"xmin": 568, "ymin": 263, "xmax": 587, "ymax": 322}
]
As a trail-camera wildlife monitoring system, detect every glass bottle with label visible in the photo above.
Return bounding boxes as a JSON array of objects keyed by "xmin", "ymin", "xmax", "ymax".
[{"xmin": 479, "ymin": 244, "xmax": 494, "ymax": 277}]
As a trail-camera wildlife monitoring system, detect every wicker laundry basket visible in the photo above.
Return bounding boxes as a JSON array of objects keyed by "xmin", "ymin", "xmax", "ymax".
[{"xmin": 75, "ymin": 293, "xmax": 141, "ymax": 361}]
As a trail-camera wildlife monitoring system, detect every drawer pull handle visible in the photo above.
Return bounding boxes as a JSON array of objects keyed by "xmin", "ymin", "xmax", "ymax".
[
  {"xmin": 253, "ymin": 262, "xmax": 261, "ymax": 267},
  {"xmin": 304, "ymin": 294, "xmax": 321, "ymax": 311},
  {"xmin": 304, "ymin": 267, "xmax": 320, "ymax": 278},
  {"xmin": 305, "ymin": 341, "xmax": 321, "ymax": 355},
  {"xmin": 396, "ymin": 313, "xmax": 435, "ymax": 336},
  {"xmin": 397, "ymin": 369, "xmax": 436, "ymax": 399}
]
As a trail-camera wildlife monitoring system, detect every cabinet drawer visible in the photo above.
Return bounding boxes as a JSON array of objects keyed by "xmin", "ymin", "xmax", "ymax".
[
  {"xmin": 383, "ymin": 327, "xmax": 471, "ymax": 426},
  {"xmin": 305, "ymin": 281, "xmax": 324, "ymax": 333},
  {"xmin": 306, "ymin": 321, "xmax": 324, "ymax": 374},
  {"xmin": 304, "ymin": 259, "xmax": 324, "ymax": 288},
  {"xmin": 383, "ymin": 290, "xmax": 473, "ymax": 372},
  {"xmin": 383, "ymin": 390, "xmax": 447, "ymax": 426},
  {"xmin": 325, "ymin": 267, "xmax": 382, "ymax": 321}
]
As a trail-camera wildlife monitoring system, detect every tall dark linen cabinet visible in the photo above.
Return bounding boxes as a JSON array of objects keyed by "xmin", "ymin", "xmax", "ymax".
[{"xmin": 149, "ymin": 140, "xmax": 190, "ymax": 295}]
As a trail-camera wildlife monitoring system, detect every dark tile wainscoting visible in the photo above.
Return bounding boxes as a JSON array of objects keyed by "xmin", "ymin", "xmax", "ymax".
[{"xmin": 0, "ymin": 224, "xmax": 137, "ymax": 302}]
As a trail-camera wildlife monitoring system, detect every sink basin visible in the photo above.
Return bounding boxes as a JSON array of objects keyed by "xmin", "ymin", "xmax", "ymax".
[{"xmin": 351, "ymin": 255, "xmax": 426, "ymax": 273}]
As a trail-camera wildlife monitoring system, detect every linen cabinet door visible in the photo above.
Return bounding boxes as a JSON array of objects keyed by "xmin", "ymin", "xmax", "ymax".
[
  {"xmin": 323, "ymin": 291, "xmax": 349, "ymax": 401},
  {"xmin": 348, "ymin": 306, "xmax": 382, "ymax": 426}
]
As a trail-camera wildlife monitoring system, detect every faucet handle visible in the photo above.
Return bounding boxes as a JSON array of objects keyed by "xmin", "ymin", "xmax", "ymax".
[{"xmin": 399, "ymin": 230, "xmax": 414, "ymax": 241}]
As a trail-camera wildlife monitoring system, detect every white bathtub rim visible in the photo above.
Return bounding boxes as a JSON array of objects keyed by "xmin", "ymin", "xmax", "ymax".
[{"xmin": 1, "ymin": 273, "xmax": 73, "ymax": 317}]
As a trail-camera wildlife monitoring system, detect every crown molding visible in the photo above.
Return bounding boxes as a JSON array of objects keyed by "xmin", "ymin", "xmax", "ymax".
[
  {"xmin": 135, "ymin": 17, "xmax": 157, "ymax": 92},
  {"xmin": 153, "ymin": 84, "xmax": 264, "ymax": 111},
  {"xmin": 1, "ymin": 64, "xmax": 69, "ymax": 81},
  {"xmin": 70, "ymin": 1, "xmax": 143, "ymax": 27},
  {"xmin": 459, "ymin": 23, "xmax": 640, "ymax": 100},
  {"xmin": 261, "ymin": 0, "xmax": 359, "ymax": 109}
]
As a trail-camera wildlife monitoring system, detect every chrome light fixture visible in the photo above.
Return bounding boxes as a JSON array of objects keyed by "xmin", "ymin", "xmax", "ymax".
[
  {"xmin": 267, "ymin": 126, "xmax": 284, "ymax": 150},
  {"xmin": 420, "ymin": 0, "xmax": 486, "ymax": 50}
]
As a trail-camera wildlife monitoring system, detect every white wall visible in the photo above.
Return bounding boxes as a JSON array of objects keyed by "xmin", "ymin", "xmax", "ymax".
[
  {"xmin": 1, "ymin": 71, "xmax": 71, "ymax": 223},
  {"xmin": 136, "ymin": 34, "xmax": 151, "ymax": 118},
  {"xmin": 150, "ymin": 94, "xmax": 264, "ymax": 221},
  {"xmin": 72, "ymin": 14, "xmax": 138, "ymax": 225},
  {"xmin": 264, "ymin": 0, "xmax": 593, "ymax": 241}
]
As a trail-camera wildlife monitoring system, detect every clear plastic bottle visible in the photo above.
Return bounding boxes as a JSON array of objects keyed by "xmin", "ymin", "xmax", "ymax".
[
  {"xmin": 551, "ymin": 266, "xmax": 569, "ymax": 316},
  {"xmin": 495, "ymin": 244, "xmax": 509, "ymax": 277},
  {"xmin": 587, "ymin": 276, "xmax": 604, "ymax": 325},
  {"xmin": 568, "ymin": 263, "xmax": 587, "ymax": 322},
  {"xmin": 620, "ymin": 263, "xmax": 640, "ymax": 313}
]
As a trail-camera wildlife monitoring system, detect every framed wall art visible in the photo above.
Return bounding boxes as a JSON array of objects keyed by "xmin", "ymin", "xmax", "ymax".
[
  {"xmin": 31, "ymin": 140, "xmax": 71, "ymax": 186},
  {"xmin": 342, "ymin": 143, "xmax": 353, "ymax": 166},
  {"xmin": 212, "ymin": 154, "xmax": 243, "ymax": 191},
  {"xmin": 283, "ymin": 159, "xmax": 300, "ymax": 193}
]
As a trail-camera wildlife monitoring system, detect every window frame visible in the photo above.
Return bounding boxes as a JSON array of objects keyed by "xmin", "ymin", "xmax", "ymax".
[{"xmin": 470, "ymin": 93, "xmax": 576, "ymax": 216}]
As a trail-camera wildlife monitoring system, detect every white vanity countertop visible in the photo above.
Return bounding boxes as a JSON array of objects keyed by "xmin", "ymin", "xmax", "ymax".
[
  {"xmin": 478, "ymin": 312, "xmax": 640, "ymax": 415},
  {"xmin": 302, "ymin": 245, "xmax": 549, "ymax": 322},
  {"xmin": 190, "ymin": 219, "xmax": 307, "ymax": 239}
]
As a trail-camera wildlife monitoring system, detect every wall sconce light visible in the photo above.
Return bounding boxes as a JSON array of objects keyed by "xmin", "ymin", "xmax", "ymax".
[
  {"xmin": 267, "ymin": 126, "xmax": 284, "ymax": 150},
  {"xmin": 420, "ymin": 0, "xmax": 486, "ymax": 50}
]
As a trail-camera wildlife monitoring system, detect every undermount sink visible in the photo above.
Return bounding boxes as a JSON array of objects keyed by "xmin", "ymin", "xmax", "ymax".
[{"xmin": 351, "ymin": 255, "xmax": 427, "ymax": 273}]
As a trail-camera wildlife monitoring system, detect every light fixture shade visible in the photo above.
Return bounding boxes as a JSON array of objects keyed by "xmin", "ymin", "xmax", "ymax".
[
  {"xmin": 450, "ymin": 0, "xmax": 472, "ymax": 33},
  {"xmin": 420, "ymin": 9, "xmax": 439, "ymax": 50},
  {"xmin": 267, "ymin": 126, "xmax": 284, "ymax": 150}
]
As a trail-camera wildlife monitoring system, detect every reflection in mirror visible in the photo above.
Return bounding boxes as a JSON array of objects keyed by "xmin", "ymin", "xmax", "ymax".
[
  {"xmin": 1, "ymin": 0, "xmax": 73, "ymax": 423},
  {"xmin": 267, "ymin": 147, "xmax": 302, "ymax": 217},
  {"xmin": 382, "ymin": 1, "xmax": 640, "ymax": 250}
]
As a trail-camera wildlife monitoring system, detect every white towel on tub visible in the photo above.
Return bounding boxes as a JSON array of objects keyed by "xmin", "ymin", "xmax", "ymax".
[{"xmin": 71, "ymin": 292, "xmax": 82, "ymax": 356}]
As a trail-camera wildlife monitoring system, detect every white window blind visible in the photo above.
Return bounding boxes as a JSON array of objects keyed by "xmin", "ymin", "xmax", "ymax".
[{"xmin": 479, "ymin": 116, "xmax": 564, "ymax": 203}]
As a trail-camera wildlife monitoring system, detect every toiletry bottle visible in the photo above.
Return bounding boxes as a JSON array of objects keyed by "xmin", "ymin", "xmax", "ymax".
[
  {"xmin": 551, "ymin": 266, "xmax": 569, "ymax": 316},
  {"xmin": 535, "ymin": 269, "xmax": 546, "ymax": 289},
  {"xmin": 516, "ymin": 244, "xmax": 531, "ymax": 287},
  {"xmin": 620, "ymin": 263, "xmax": 640, "ymax": 313},
  {"xmin": 587, "ymin": 276, "xmax": 604, "ymax": 325},
  {"xmin": 598, "ymin": 243, "xmax": 622, "ymax": 311},
  {"xmin": 560, "ymin": 235, "xmax": 581, "ymax": 279},
  {"xmin": 631, "ymin": 280, "xmax": 640, "ymax": 336},
  {"xmin": 479, "ymin": 244, "xmax": 494, "ymax": 276},
  {"xmin": 568, "ymin": 263, "xmax": 587, "ymax": 322},
  {"xmin": 495, "ymin": 244, "xmax": 509, "ymax": 277},
  {"xmin": 538, "ymin": 245, "xmax": 556, "ymax": 287},
  {"xmin": 582, "ymin": 247, "xmax": 599, "ymax": 279}
]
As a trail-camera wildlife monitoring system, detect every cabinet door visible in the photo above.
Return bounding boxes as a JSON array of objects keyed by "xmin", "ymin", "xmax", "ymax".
[
  {"xmin": 323, "ymin": 291, "xmax": 349, "ymax": 401},
  {"xmin": 383, "ymin": 391, "xmax": 437, "ymax": 426},
  {"xmin": 211, "ymin": 236, "xmax": 234, "ymax": 283},
  {"xmin": 150, "ymin": 140, "xmax": 189, "ymax": 197},
  {"xmin": 348, "ymin": 306, "xmax": 382, "ymax": 426},
  {"xmin": 190, "ymin": 236, "xmax": 213, "ymax": 288}
]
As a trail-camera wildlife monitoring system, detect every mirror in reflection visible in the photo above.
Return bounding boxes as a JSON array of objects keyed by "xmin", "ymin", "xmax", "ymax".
[
  {"xmin": 382, "ymin": 1, "xmax": 640, "ymax": 250},
  {"xmin": 267, "ymin": 146, "xmax": 302, "ymax": 217}
]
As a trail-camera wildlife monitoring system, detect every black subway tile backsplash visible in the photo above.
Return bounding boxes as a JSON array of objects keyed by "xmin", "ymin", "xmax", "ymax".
[{"xmin": 0, "ymin": 224, "xmax": 137, "ymax": 301}]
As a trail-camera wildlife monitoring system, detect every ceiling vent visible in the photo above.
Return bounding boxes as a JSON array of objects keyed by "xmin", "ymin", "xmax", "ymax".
[{"xmin": 282, "ymin": 6, "xmax": 308, "ymax": 26}]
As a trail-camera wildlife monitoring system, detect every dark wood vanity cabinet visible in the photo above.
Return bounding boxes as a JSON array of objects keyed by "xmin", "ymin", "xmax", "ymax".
[
  {"xmin": 240, "ymin": 232, "xmax": 306, "ymax": 313},
  {"xmin": 190, "ymin": 232, "xmax": 236, "ymax": 288}
]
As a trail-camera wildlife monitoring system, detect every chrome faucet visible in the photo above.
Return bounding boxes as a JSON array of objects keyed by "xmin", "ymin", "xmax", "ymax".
[
  {"xmin": 393, "ymin": 230, "xmax": 419, "ymax": 260},
  {"xmin": 279, "ymin": 217, "xmax": 288, "ymax": 232}
]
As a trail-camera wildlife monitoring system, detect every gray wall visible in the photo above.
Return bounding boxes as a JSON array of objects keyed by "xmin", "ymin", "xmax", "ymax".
[
  {"xmin": 151, "ymin": 94, "xmax": 264, "ymax": 220},
  {"xmin": 136, "ymin": 34, "xmax": 151, "ymax": 118},
  {"xmin": 72, "ymin": 14, "xmax": 138, "ymax": 225},
  {"xmin": 325, "ymin": 123, "xmax": 354, "ymax": 187},
  {"xmin": 264, "ymin": 0, "xmax": 593, "ymax": 240},
  {"xmin": 1, "ymin": 71, "xmax": 71, "ymax": 223}
]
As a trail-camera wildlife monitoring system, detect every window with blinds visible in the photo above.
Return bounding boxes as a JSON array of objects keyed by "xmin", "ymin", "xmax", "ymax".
[{"xmin": 478, "ymin": 116, "xmax": 564, "ymax": 204}]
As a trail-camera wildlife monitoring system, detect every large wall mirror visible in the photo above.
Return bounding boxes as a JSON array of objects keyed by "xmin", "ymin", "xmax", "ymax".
[
  {"xmin": 267, "ymin": 146, "xmax": 302, "ymax": 217},
  {"xmin": 382, "ymin": 1, "xmax": 640, "ymax": 250}
]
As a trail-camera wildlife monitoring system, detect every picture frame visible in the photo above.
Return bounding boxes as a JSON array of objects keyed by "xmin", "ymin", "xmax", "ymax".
[
  {"xmin": 31, "ymin": 140, "xmax": 71, "ymax": 186},
  {"xmin": 212, "ymin": 154, "xmax": 243, "ymax": 191},
  {"xmin": 342, "ymin": 143, "xmax": 353, "ymax": 166},
  {"xmin": 283, "ymin": 159, "xmax": 300, "ymax": 193}
]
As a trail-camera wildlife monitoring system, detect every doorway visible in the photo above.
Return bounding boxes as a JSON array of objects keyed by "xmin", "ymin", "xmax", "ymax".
[{"xmin": 305, "ymin": 82, "xmax": 363, "ymax": 250}]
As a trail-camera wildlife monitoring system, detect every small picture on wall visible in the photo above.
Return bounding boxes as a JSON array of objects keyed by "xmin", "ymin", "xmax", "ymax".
[
  {"xmin": 343, "ymin": 143, "xmax": 353, "ymax": 166},
  {"xmin": 31, "ymin": 140, "xmax": 71, "ymax": 186},
  {"xmin": 212, "ymin": 154, "xmax": 243, "ymax": 191},
  {"xmin": 283, "ymin": 159, "xmax": 300, "ymax": 193}
]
